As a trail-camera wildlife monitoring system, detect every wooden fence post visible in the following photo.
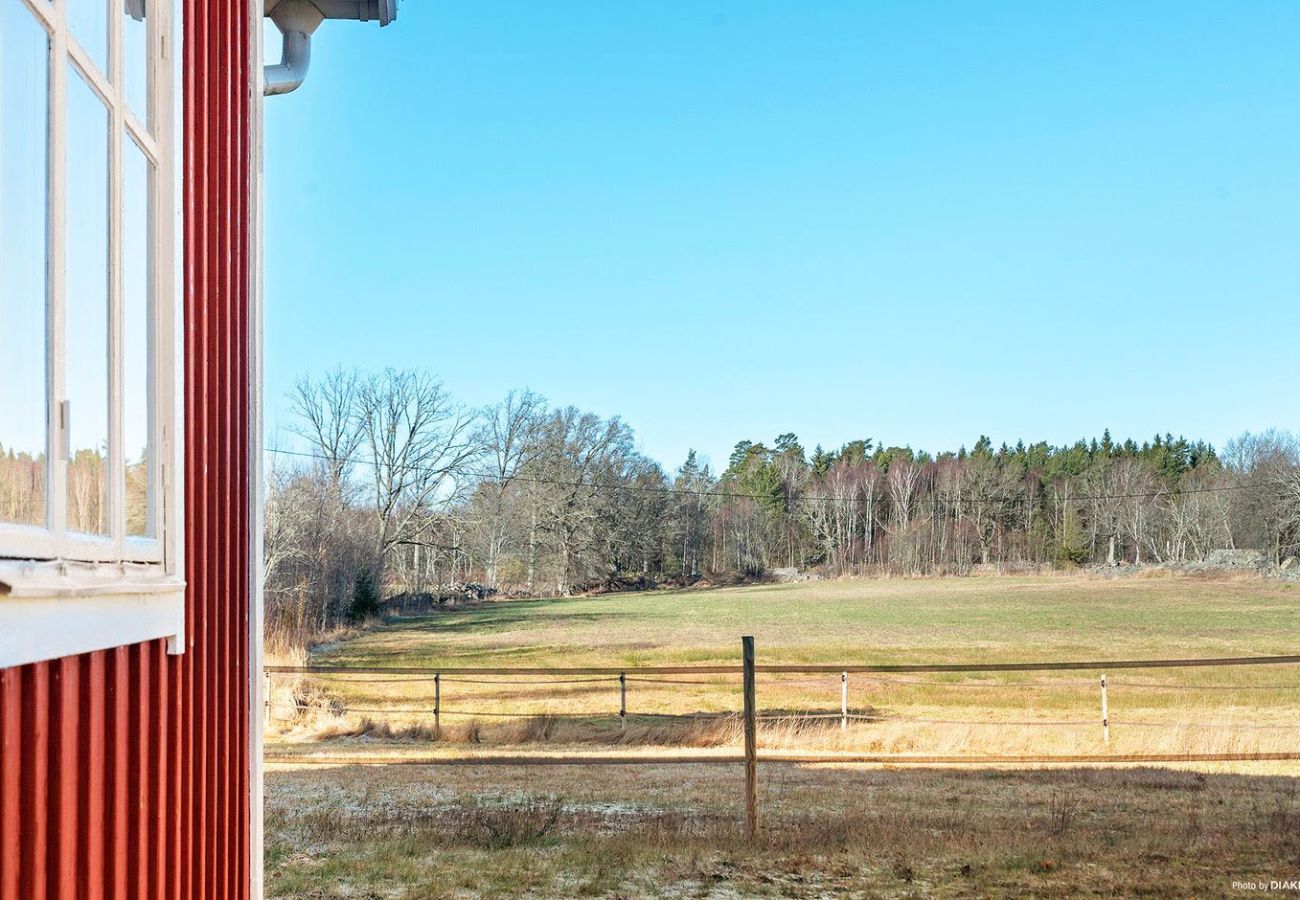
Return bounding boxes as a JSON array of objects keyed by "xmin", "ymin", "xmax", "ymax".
[
  {"xmin": 1100, "ymin": 674, "xmax": 1109, "ymax": 745},
  {"xmin": 743, "ymin": 635, "xmax": 758, "ymax": 842},
  {"xmin": 840, "ymin": 671, "xmax": 848, "ymax": 731},
  {"xmin": 620, "ymin": 672, "xmax": 627, "ymax": 730},
  {"xmin": 434, "ymin": 672, "xmax": 441, "ymax": 731}
]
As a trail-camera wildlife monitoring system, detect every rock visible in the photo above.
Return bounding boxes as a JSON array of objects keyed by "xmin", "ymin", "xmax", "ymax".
[
  {"xmin": 1205, "ymin": 549, "xmax": 1269, "ymax": 570},
  {"xmin": 1282, "ymin": 557, "xmax": 1299, "ymax": 571}
]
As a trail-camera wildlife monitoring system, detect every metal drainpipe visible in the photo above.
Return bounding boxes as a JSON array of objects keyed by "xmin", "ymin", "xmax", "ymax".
[
  {"xmin": 264, "ymin": 29, "xmax": 311, "ymax": 96},
  {"xmin": 264, "ymin": 0, "xmax": 397, "ymax": 97}
]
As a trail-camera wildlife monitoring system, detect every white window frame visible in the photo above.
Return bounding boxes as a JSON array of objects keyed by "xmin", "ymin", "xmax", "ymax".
[{"xmin": 0, "ymin": 0, "xmax": 185, "ymax": 668}]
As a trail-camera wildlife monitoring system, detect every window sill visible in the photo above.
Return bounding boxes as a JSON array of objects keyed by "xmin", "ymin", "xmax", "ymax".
[{"xmin": 0, "ymin": 559, "xmax": 185, "ymax": 668}]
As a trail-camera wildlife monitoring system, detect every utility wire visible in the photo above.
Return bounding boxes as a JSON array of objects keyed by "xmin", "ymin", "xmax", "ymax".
[{"xmin": 264, "ymin": 446, "xmax": 1290, "ymax": 507}]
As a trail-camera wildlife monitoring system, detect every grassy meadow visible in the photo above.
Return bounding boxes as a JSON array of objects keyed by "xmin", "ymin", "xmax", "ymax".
[
  {"xmin": 267, "ymin": 572, "xmax": 1300, "ymax": 758},
  {"xmin": 307, "ymin": 572, "xmax": 1300, "ymax": 668},
  {"xmin": 266, "ymin": 573, "xmax": 1300, "ymax": 897}
]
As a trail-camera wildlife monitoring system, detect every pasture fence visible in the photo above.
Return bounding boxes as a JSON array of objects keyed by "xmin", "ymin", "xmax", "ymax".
[
  {"xmin": 265, "ymin": 651, "xmax": 1300, "ymax": 744},
  {"xmin": 265, "ymin": 644, "xmax": 1300, "ymax": 841}
]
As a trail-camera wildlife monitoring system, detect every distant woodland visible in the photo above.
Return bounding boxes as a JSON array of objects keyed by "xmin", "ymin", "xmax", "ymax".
[{"xmin": 262, "ymin": 368, "xmax": 1300, "ymax": 649}]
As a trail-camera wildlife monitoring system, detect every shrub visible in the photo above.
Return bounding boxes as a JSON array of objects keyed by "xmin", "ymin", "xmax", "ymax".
[{"xmin": 350, "ymin": 570, "xmax": 381, "ymax": 621}]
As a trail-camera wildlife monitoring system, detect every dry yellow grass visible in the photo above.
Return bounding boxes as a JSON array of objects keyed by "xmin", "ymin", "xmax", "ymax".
[
  {"xmin": 264, "ymin": 574, "xmax": 1300, "ymax": 896},
  {"xmin": 266, "ymin": 573, "xmax": 1300, "ymax": 761},
  {"xmin": 265, "ymin": 758, "xmax": 1300, "ymax": 898}
]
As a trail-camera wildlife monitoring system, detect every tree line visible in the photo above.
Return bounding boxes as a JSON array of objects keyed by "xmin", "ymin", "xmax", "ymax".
[{"xmin": 263, "ymin": 367, "xmax": 1300, "ymax": 650}]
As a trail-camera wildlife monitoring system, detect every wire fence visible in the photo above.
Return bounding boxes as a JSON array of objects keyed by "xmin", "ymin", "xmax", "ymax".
[
  {"xmin": 264, "ymin": 643, "xmax": 1300, "ymax": 842},
  {"xmin": 264, "ymin": 651, "xmax": 1300, "ymax": 755}
]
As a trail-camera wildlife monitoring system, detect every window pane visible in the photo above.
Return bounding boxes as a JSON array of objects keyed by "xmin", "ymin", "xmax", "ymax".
[
  {"xmin": 123, "ymin": 0, "xmax": 148, "ymax": 127},
  {"xmin": 0, "ymin": 2, "xmax": 50, "ymax": 529},
  {"xmin": 65, "ymin": 68, "xmax": 110, "ymax": 537},
  {"xmin": 123, "ymin": 137, "xmax": 153, "ymax": 538},
  {"xmin": 68, "ymin": 0, "xmax": 108, "ymax": 76}
]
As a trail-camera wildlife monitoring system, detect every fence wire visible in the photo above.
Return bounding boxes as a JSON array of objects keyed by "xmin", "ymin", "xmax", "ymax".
[
  {"xmin": 440, "ymin": 676, "xmax": 614, "ymax": 686},
  {"xmin": 266, "ymin": 654, "xmax": 1300, "ymax": 749},
  {"xmin": 270, "ymin": 701, "xmax": 1299, "ymax": 733}
]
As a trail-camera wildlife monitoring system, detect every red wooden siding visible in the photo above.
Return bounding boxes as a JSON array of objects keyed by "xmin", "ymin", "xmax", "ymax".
[{"xmin": 0, "ymin": 1, "xmax": 254, "ymax": 895}]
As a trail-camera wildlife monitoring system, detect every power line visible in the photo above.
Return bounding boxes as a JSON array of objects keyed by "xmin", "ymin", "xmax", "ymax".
[{"xmin": 263, "ymin": 445, "xmax": 1290, "ymax": 507}]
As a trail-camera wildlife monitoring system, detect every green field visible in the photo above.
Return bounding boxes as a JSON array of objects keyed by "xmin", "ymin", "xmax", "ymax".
[
  {"xmin": 315, "ymin": 573, "xmax": 1300, "ymax": 668},
  {"xmin": 267, "ymin": 573, "xmax": 1300, "ymax": 758},
  {"xmin": 265, "ymin": 574, "xmax": 1300, "ymax": 897}
]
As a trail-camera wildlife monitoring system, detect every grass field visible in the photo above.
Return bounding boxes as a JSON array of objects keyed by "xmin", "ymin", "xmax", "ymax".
[
  {"xmin": 265, "ymin": 573, "xmax": 1300, "ymax": 897},
  {"xmin": 267, "ymin": 761, "xmax": 1300, "ymax": 898},
  {"xmin": 306, "ymin": 572, "xmax": 1300, "ymax": 668},
  {"xmin": 268, "ymin": 572, "xmax": 1300, "ymax": 757}
]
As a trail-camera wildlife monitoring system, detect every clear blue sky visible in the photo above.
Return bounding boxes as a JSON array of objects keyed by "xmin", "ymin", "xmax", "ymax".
[{"xmin": 264, "ymin": 1, "xmax": 1300, "ymax": 473}]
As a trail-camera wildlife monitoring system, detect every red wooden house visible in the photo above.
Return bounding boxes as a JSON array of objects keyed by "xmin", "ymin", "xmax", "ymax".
[{"xmin": 1, "ymin": 1, "xmax": 393, "ymax": 894}]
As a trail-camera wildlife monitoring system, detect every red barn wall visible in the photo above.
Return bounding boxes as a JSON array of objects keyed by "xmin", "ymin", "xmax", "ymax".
[{"xmin": 0, "ymin": 1, "xmax": 255, "ymax": 895}]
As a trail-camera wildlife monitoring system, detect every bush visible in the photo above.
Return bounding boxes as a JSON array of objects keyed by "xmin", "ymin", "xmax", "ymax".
[{"xmin": 350, "ymin": 571, "xmax": 381, "ymax": 621}]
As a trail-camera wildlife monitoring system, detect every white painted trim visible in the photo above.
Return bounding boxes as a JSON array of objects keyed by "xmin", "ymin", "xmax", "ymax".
[
  {"xmin": 110, "ymin": 0, "xmax": 126, "ymax": 559},
  {"xmin": 48, "ymin": 0, "xmax": 67, "ymax": 549},
  {"xmin": 249, "ymin": 0, "xmax": 267, "ymax": 892},
  {"xmin": 0, "ymin": 558, "xmax": 184, "ymax": 597},
  {"xmin": 161, "ymin": 0, "xmax": 185, "ymax": 591},
  {"xmin": 0, "ymin": 526, "xmax": 58, "ymax": 561},
  {"xmin": 0, "ymin": 589, "xmax": 184, "ymax": 668}
]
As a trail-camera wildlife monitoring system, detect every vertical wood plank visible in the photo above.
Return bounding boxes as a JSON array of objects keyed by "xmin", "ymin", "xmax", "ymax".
[
  {"xmin": 21, "ymin": 665, "xmax": 49, "ymax": 899},
  {"xmin": 107, "ymin": 646, "xmax": 129, "ymax": 898},
  {"xmin": 0, "ymin": 669, "xmax": 20, "ymax": 900},
  {"xmin": 80, "ymin": 652, "xmax": 106, "ymax": 899},
  {"xmin": 51, "ymin": 658, "xmax": 79, "ymax": 896}
]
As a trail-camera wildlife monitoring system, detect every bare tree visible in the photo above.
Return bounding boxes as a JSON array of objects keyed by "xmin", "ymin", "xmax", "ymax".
[
  {"xmin": 887, "ymin": 457, "xmax": 922, "ymax": 532},
  {"xmin": 886, "ymin": 457, "xmax": 928, "ymax": 574},
  {"xmin": 474, "ymin": 390, "xmax": 546, "ymax": 588},
  {"xmin": 669, "ymin": 450, "xmax": 713, "ymax": 578},
  {"xmin": 1224, "ymin": 430, "xmax": 1300, "ymax": 562},
  {"xmin": 262, "ymin": 444, "xmax": 374, "ymax": 649},
  {"xmin": 290, "ymin": 367, "xmax": 364, "ymax": 486},
  {"xmin": 530, "ymin": 408, "xmax": 636, "ymax": 595},
  {"xmin": 356, "ymin": 369, "xmax": 480, "ymax": 588},
  {"xmin": 1162, "ymin": 466, "xmax": 1232, "ymax": 562},
  {"xmin": 1086, "ymin": 461, "xmax": 1123, "ymax": 566},
  {"xmin": 1116, "ymin": 459, "xmax": 1160, "ymax": 563},
  {"xmin": 1277, "ymin": 468, "xmax": 1300, "ymax": 562},
  {"xmin": 964, "ymin": 456, "xmax": 1004, "ymax": 566}
]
